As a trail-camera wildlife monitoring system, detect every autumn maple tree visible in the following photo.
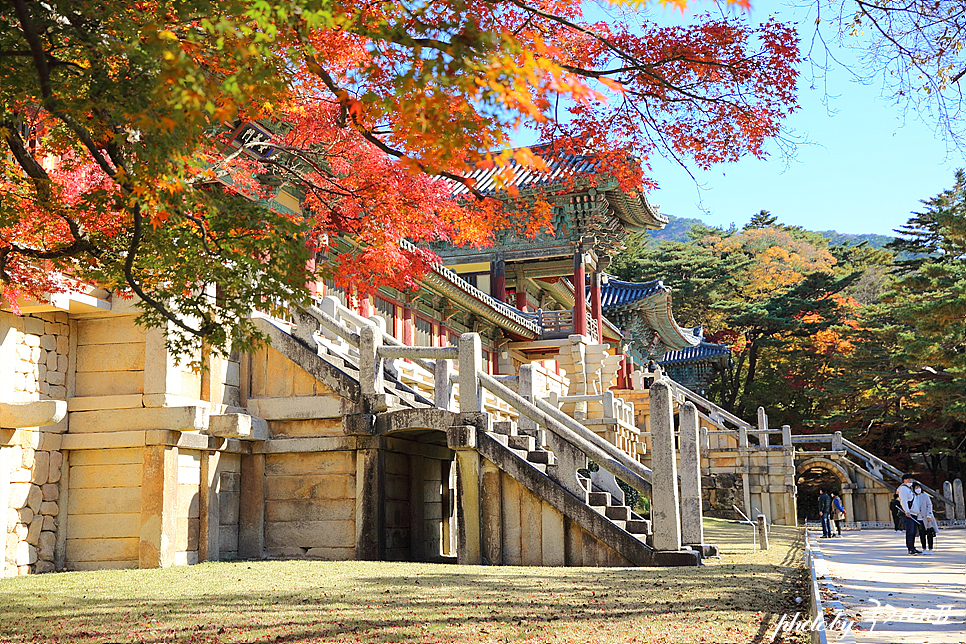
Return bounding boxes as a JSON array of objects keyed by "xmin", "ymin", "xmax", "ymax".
[{"xmin": 0, "ymin": 0, "xmax": 800, "ymax": 355}]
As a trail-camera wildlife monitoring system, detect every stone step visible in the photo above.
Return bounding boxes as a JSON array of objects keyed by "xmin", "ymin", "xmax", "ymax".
[
  {"xmin": 507, "ymin": 435, "xmax": 535, "ymax": 451},
  {"xmin": 517, "ymin": 427, "xmax": 547, "ymax": 446},
  {"xmin": 604, "ymin": 505, "xmax": 631, "ymax": 522},
  {"xmin": 588, "ymin": 491, "xmax": 610, "ymax": 506},
  {"xmin": 492, "ymin": 421, "xmax": 517, "ymax": 435},
  {"xmin": 527, "ymin": 450, "xmax": 556, "ymax": 466},
  {"xmin": 487, "ymin": 432, "xmax": 509, "ymax": 447},
  {"xmin": 625, "ymin": 519, "xmax": 651, "ymax": 535}
]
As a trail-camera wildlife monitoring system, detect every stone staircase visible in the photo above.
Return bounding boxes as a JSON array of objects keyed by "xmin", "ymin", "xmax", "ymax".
[{"xmin": 256, "ymin": 311, "xmax": 698, "ymax": 566}]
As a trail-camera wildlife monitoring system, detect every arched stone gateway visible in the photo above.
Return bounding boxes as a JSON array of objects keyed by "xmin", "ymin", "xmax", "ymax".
[{"xmin": 794, "ymin": 455, "xmax": 893, "ymax": 524}]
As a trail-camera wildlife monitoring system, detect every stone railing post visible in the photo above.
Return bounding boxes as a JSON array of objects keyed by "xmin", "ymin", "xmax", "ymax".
[
  {"xmin": 292, "ymin": 308, "xmax": 320, "ymax": 349},
  {"xmin": 679, "ymin": 402, "xmax": 704, "ymax": 547},
  {"xmin": 517, "ymin": 364, "xmax": 538, "ymax": 434},
  {"xmin": 781, "ymin": 425, "xmax": 792, "ymax": 449},
  {"xmin": 602, "ymin": 390, "xmax": 616, "ymax": 420},
  {"xmin": 832, "ymin": 430, "xmax": 844, "ymax": 452},
  {"xmin": 359, "ymin": 325, "xmax": 382, "ymax": 396},
  {"xmin": 458, "ymin": 333, "xmax": 483, "ymax": 413},
  {"xmin": 954, "ymin": 478, "xmax": 965, "ymax": 521},
  {"xmin": 757, "ymin": 407, "xmax": 769, "ymax": 447},
  {"xmin": 320, "ymin": 295, "xmax": 341, "ymax": 341},
  {"xmin": 434, "ymin": 358, "xmax": 455, "ymax": 411},
  {"xmin": 738, "ymin": 426, "xmax": 748, "ymax": 449},
  {"xmin": 943, "ymin": 481, "xmax": 955, "ymax": 518},
  {"xmin": 757, "ymin": 515, "xmax": 769, "ymax": 550},
  {"xmin": 649, "ymin": 380, "xmax": 681, "ymax": 552},
  {"xmin": 700, "ymin": 425, "xmax": 709, "ymax": 453}
]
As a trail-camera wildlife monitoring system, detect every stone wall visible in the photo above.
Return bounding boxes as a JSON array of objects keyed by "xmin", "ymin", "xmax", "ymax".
[
  {"xmin": 701, "ymin": 472, "xmax": 744, "ymax": 520},
  {"xmin": 264, "ymin": 451, "xmax": 357, "ymax": 560},
  {"xmin": 2, "ymin": 311, "xmax": 71, "ymax": 576},
  {"xmin": 74, "ymin": 316, "xmax": 144, "ymax": 397},
  {"xmin": 64, "ymin": 447, "xmax": 141, "ymax": 570},
  {"xmin": 481, "ymin": 463, "xmax": 632, "ymax": 566}
]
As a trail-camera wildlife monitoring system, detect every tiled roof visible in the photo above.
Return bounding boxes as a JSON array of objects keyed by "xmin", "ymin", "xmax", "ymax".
[
  {"xmin": 660, "ymin": 342, "xmax": 731, "ymax": 366},
  {"xmin": 449, "ymin": 146, "xmax": 667, "ymax": 231},
  {"xmin": 600, "ymin": 277, "xmax": 666, "ymax": 310}
]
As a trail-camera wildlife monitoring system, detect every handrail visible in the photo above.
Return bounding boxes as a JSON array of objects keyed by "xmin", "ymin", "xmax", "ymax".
[
  {"xmin": 478, "ymin": 371, "xmax": 653, "ymax": 497},
  {"xmin": 665, "ymin": 379, "xmax": 754, "ymax": 431},
  {"xmin": 790, "ymin": 433, "xmax": 954, "ymax": 505},
  {"xmin": 304, "ymin": 301, "xmax": 438, "ymax": 374},
  {"xmin": 841, "ymin": 438, "xmax": 904, "ymax": 477}
]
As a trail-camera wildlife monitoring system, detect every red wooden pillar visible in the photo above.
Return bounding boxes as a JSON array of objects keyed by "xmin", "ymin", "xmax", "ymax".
[
  {"xmin": 590, "ymin": 271, "xmax": 603, "ymax": 343},
  {"xmin": 515, "ymin": 286, "xmax": 528, "ymax": 312},
  {"xmin": 402, "ymin": 302, "xmax": 414, "ymax": 346},
  {"xmin": 359, "ymin": 294, "xmax": 373, "ymax": 318},
  {"xmin": 573, "ymin": 247, "xmax": 587, "ymax": 337},
  {"xmin": 306, "ymin": 257, "xmax": 319, "ymax": 298}
]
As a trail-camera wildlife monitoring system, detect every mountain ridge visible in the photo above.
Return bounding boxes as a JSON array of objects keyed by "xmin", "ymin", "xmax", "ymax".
[{"xmin": 646, "ymin": 214, "xmax": 897, "ymax": 248}]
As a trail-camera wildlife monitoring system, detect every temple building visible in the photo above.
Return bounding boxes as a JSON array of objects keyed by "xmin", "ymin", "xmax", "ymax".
[{"xmin": 5, "ymin": 140, "xmax": 934, "ymax": 577}]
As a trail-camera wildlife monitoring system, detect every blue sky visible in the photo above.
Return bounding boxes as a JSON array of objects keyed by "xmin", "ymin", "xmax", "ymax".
[{"xmin": 642, "ymin": 0, "xmax": 960, "ymax": 236}]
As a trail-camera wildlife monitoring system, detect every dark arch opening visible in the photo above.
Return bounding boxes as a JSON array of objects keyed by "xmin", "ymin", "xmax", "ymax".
[
  {"xmin": 796, "ymin": 463, "xmax": 843, "ymax": 523},
  {"xmin": 380, "ymin": 428, "xmax": 456, "ymax": 563}
]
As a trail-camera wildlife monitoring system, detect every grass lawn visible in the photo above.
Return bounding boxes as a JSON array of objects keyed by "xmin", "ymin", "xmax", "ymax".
[{"xmin": 0, "ymin": 518, "xmax": 809, "ymax": 644}]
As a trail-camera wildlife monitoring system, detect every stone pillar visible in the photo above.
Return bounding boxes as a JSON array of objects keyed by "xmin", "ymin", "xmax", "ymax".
[
  {"xmin": 756, "ymin": 515, "xmax": 769, "ymax": 550},
  {"xmin": 458, "ymin": 333, "xmax": 483, "ymax": 413},
  {"xmin": 781, "ymin": 424, "xmax": 792, "ymax": 448},
  {"xmin": 481, "ymin": 460, "xmax": 502, "ymax": 565},
  {"xmin": 492, "ymin": 254, "xmax": 506, "ymax": 303},
  {"xmin": 757, "ymin": 407, "xmax": 769, "ymax": 447},
  {"xmin": 140, "ymin": 444, "xmax": 179, "ymax": 568},
  {"xmin": 649, "ymin": 381, "xmax": 681, "ymax": 552},
  {"xmin": 843, "ymin": 490, "xmax": 854, "ymax": 523},
  {"xmin": 590, "ymin": 271, "xmax": 603, "ymax": 343},
  {"xmin": 355, "ymin": 447, "xmax": 385, "ymax": 560},
  {"xmin": 832, "ymin": 431, "xmax": 844, "ymax": 452},
  {"xmin": 409, "ymin": 455, "xmax": 426, "ymax": 561},
  {"xmin": 199, "ymin": 450, "xmax": 221, "ymax": 562},
  {"xmin": 517, "ymin": 364, "xmax": 538, "ymax": 435},
  {"xmin": 359, "ymin": 325, "xmax": 383, "ymax": 397},
  {"xmin": 572, "ymin": 246, "xmax": 587, "ymax": 337},
  {"xmin": 434, "ymin": 358, "xmax": 455, "ymax": 411},
  {"xmin": 954, "ymin": 478, "xmax": 965, "ymax": 521},
  {"xmin": 454, "ymin": 448, "xmax": 482, "ymax": 565},
  {"xmin": 679, "ymin": 402, "xmax": 704, "ymax": 547},
  {"xmin": 942, "ymin": 481, "xmax": 955, "ymax": 518},
  {"xmin": 237, "ymin": 452, "xmax": 265, "ymax": 560}
]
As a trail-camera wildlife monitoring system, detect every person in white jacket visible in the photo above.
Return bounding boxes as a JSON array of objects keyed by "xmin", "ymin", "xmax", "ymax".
[{"xmin": 912, "ymin": 485, "xmax": 938, "ymax": 554}]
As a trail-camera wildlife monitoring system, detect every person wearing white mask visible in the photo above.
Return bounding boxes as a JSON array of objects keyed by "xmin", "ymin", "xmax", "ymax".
[
  {"xmin": 897, "ymin": 474, "xmax": 921, "ymax": 555},
  {"xmin": 913, "ymin": 484, "xmax": 937, "ymax": 555}
]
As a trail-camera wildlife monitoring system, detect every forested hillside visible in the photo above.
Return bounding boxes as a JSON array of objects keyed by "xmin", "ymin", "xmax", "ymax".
[
  {"xmin": 648, "ymin": 214, "xmax": 897, "ymax": 249},
  {"xmin": 616, "ymin": 189, "xmax": 966, "ymax": 485}
]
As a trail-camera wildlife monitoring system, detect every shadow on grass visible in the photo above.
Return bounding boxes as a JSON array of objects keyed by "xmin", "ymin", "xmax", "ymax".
[{"xmin": 0, "ymin": 558, "xmax": 808, "ymax": 644}]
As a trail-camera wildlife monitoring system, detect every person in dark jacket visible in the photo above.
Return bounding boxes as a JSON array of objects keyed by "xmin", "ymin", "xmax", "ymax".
[
  {"xmin": 889, "ymin": 493, "xmax": 903, "ymax": 531},
  {"xmin": 818, "ymin": 488, "xmax": 833, "ymax": 538}
]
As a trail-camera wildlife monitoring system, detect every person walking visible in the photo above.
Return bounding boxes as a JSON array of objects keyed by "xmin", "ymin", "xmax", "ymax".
[
  {"xmin": 889, "ymin": 493, "xmax": 904, "ymax": 531},
  {"xmin": 897, "ymin": 474, "xmax": 921, "ymax": 555},
  {"xmin": 913, "ymin": 485, "xmax": 937, "ymax": 554},
  {"xmin": 818, "ymin": 488, "xmax": 833, "ymax": 538},
  {"xmin": 831, "ymin": 491, "xmax": 846, "ymax": 536}
]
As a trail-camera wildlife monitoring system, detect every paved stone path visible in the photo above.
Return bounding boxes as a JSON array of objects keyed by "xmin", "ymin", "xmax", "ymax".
[{"xmin": 810, "ymin": 527, "xmax": 965, "ymax": 643}]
